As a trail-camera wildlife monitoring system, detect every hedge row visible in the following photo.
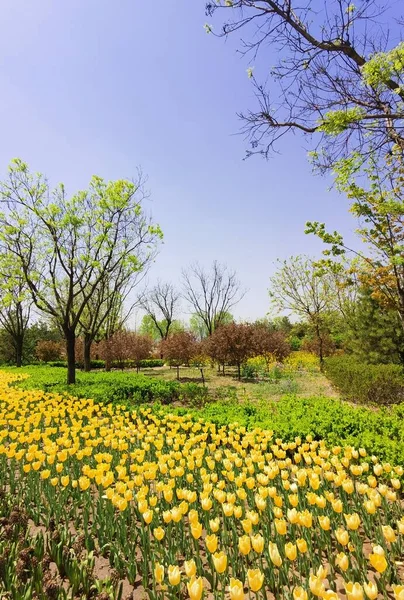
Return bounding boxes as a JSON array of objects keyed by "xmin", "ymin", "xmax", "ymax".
[
  {"xmin": 47, "ymin": 359, "xmax": 165, "ymax": 369},
  {"xmin": 324, "ymin": 356, "xmax": 404, "ymax": 405}
]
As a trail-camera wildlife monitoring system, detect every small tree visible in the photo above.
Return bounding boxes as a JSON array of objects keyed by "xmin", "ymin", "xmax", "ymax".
[
  {"xmin": 131, "ymin": 334, "xmax": 153, "ymax": 372},
  {"xmin": 98, "ymin": 331, "xmax": 135, "ymax": 371},
  {"xmin": 161, "ymin": 332, "xmax": 197, "ymax": 380},
  {"xmin": 35, "ymin": 340, "xmax": 64, "ymax": 363},
  {"xmin": 269, "ymin": 257, "xmax": 334, "ymax": 365},
  {"xmin": 251, "ymin": 323, "xmax": 291, "ymax": 366},
  {"xmin": 207, "ymin": 322, "xmax": 254, "ymax": 380}
]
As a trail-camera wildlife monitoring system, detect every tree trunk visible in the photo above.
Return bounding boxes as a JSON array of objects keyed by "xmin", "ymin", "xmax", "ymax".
[
  {"xmin": 315, "ymin": 321, "xmax": 324, "ymax": 370},
  {"xmin": 237, "ymin": 363, "xmax": 241, "ymax": 380},
  {"xmin": 176, "ymin": 365, "xmax": 180, "ymax": 380},
  {"xmin": 15, "ymin": 335, "xmax": 23, "ymax": 368},
  {"xmin": 200, "ymin": 368, "xmax": 205, "ymax": 386},
  {"xmin": 83, "ymin": 333, "xmax": 92, "ymax": 372},
  {"xmin": 65, "ymin": 330, "xmax": 76, "ymax": 385}
]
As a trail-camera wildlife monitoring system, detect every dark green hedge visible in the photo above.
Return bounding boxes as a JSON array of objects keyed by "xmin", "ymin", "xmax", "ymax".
[
  {"xmin": 324, "ymin": 356, "xmax": 404, "ymax": 405},
  {"xmin": 47, "ymin": 359, "xmax": 165, "ymax": 369}
]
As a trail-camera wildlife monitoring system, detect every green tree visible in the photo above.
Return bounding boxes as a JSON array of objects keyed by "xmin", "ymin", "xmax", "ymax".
[
  {"xmin": 206, "ymin": 1, "xmax": 404, "ymax": 171},
  {"xmin": 306, "ymin": 151, "xmax": 404, "ymax": 334},
  {"xmin": 189, "ymin": 311, "xmax": 234, "ymax": 339},
  {"xmin": 0, "ymin": 159, "xmax": 162, "ymax": 384},
  {"xmin": 269, "ymin": 256, "xmax": 335, "ymax": 364},
  {"xmin": 0, "ymin": 265, "xmax": 32, "ymax": 367}
]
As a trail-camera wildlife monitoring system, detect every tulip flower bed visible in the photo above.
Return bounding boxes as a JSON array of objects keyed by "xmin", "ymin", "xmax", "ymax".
[{"xmin": 0, "ymin": 371, "xmax": 403, "ymax": 600}]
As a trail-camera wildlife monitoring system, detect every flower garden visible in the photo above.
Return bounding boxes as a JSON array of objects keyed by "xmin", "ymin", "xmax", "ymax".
[{"xmin": 0, "ymin": 370, "xmax": 403, "ymax": 599}]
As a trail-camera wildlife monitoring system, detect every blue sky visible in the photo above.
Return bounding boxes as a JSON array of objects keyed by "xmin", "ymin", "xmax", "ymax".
[{"xmin": 0, "ymin": 1, "xmax": 360, "ymax": 324}]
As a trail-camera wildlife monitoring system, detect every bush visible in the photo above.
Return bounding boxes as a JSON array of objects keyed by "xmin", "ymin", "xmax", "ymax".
[
  {"xmin": 284, "ymin": 351, "xmax": 320, "ymax": 372},
  {"xmin": 138, "ymin": 359, "xmax": 165, "ymax": 368},
  {"xmin": 324, "ymin": 355, "xmax": 404, "ymax": 405},
  {"xmin": 35, "ymin": 340, "xmax": 64, "ymax": 362}
]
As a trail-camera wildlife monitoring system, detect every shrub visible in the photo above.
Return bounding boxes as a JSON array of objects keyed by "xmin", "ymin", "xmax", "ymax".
[
  {"xmin": 35, "ymin": 340, "xmax": 64, "ymax": 362},
  {"xmin": 284, "ymin": 351, "xmax": 320, "ymax": 372},
  {"xmin": 138, "ymin": 359, "xmax": 165, "ymax": 368},
  {"xmin": 324, "ymin": 355, "xmax": 404, "ymax": 405}
]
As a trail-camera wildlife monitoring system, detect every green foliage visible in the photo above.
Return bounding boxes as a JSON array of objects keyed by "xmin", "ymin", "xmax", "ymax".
[
  {"xmin": 362, "ymin": 42, "xmax": 404, "ymax": 89},
  {"xmin": 11, "ymin": 365, "xmax": 207, "ymax": 406},
  {"xmin": 318, "ymin": 108, "xmax": 366, "ymax": 136},
  {"xmin": 324, "ymin": 356, "xmax": 404, "ymax": 405}
]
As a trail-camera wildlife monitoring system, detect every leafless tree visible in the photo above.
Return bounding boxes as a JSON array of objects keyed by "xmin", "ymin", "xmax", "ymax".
[
  {"xmin": 206, "ymin": 1, "xmax": 404, "ymax": 170},
  {"xmin": 182, "ymin": 261, "xmax": 245, "ymax": 336},
  {"xmin": 137, "ymin": 281, "xmax": 181, "ymax": 340}
]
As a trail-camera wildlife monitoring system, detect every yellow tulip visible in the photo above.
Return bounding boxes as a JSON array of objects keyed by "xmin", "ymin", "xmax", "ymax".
[
  {"xmin": 154, "ymin": 563, "xmax": 164, "ymax": 584},
  {"xmin": 344, "ymin": 513, "xmax": 361, "ymax": 531},
  {"xmin": 392, "ymin": 585, "xmax": 404, "ymax": 600},
  {"xmin": 268, "ymin": 542, "xmax": 282, "ymax": 567},
  {"xmin": 345, "ymin": 582, "xmax": 364, "ymax": 600},
  {"xmin": 363, "ymin": 581, "xmax": 378, "ymax": 600},
  {"xmin": 184, "ymin": 559, "xmax": 196, "ymax": 578},
  {"xmin": 323, "ymin": 591, "xmax": 339, "ymax": 600},
  {"xmin": 153, "ymin": 527, "xmax": 165, "ymax": 541},
  {"xmin": 309, "ymin": 575, "xmax": 325, "ymax": 597},
  {"xmin": 335, "ymin": 528, "xmax": 349, "ymax": 546},
  {"xmin": 201, "ymin": 497, "xmax": 212, "ymax": 511},
  {"xmin": 368, "ymin": 549, "xmax": 387, "ymax": 573},
  {"xmin": 293, "ymin": 587, "xmax": 308, "ymax": 600},
  {"xmin": 191, "ymin": 521, "xmax": 203, "ymax": 539},
  {"xmin": 229, "ymin": 577, "xmax": 244, "ymax": 600},
  {"xmin": 40, "ymin": 469, "xmax": 51, "ymax": 480},
  {"xmin": 296, "ymin": 538, "xmax": 308, "ymax": 553},
  {"xmin": 209, "ymin": 517, "xmax": 220, "ymax": 532},
  {"xmin": 143, "ymin": 509, "xmax": 153, "ymax": 524},
  {"xmin": 247, "ymin": 569, "xmax": 264, "ymax": 592},
  {"xmin": 251, "ymin": 534, "xmax": 264, "ymax": 553},
  {"xmin": 168, "ymin": 565, "xmax": 181, "ymax": 586},
  {"xmin": 212, "ymin": 551, "xmax": 227, "ymax": 574},
  {"xmin": 335, "ymin": 552, "xmax": 349, "ymax": 572},
  {"xmin": 238, "ymin": 535, "xmax": 251, "ymax": 556},
  {"xmin": 205, "ymin": 534, "xmax": 218, "ymax": 553},
  {"xmin": 285, "ymin": 542, "xmax": 297, "ymax": 561},
  {"xmin": 275, "ymin": 518, "xmax": 287, "ymax": 535},
  {"xmin": 382, "ymin": 525, "xmax": 396, "ymax": 543},
  {"xmin": 318, "ymin": 516, "xmax": 331, "ymax": 531},
  {"xmin": 187, "ymin": 576, "xmax": 203, "ymax": 600},
  {"xmin": 78, "ymin": 476, "xmax": 90, "ymax": 491}
]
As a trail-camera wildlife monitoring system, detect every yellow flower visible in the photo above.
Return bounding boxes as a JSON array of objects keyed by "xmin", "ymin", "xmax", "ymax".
[
  {"xmin": 154, "ymin": 563, "xmax": 164, "ymax": 584},
  {"xmin": 296, "ymin": 538, "xmax": 308, "ymax": 553},
  {"xmin": 201, "ymin": 497, "xmax": 212, "ymax": 511},
  {"xmin": 238, "ymin": 535, "xmax": 251, "ymax": 556},
  {"xmin": 229, "ymin": 578, "xmax": 244, "ymax": 600},
  {"xmin": 382, "ymin": 525, "xmax": 396, "ymax": 543},
  {"xmin": 392, "ymin": 585, "xmax": 404, "ymax": 600},
  {"xmin": 285, "ymin": 542, "xmax": 297, "ymax": 561},
  {"xmin": 309, "ymin": 575, "xmax": 325, "ymax": 597},
  {"xmin": 344, "ymin": 513, "xmax": 361, "ymax": 531},
  {"xmin": 247, "ymin": 569, "xmax": 264, "ymax": 592},
  {"xmin": 187, "ymin": 576, "xmax": 203, "ymax": 600},
  {"xmin": 345, "ymin": 582, "xmax": 364, "ymax": 600},
  {"xmin": 168, "ymin": 565, "xmax": 181, "ymax": 586},
  {"xmin": 251, "ymin": 534, "xmax": 264, "ymax": 553},
  {"xmin": 143, "ymin": 509, "xmax": 153, "ymax": 524},
  {"xmin": 209, "ymin": 517, "xmax": 220, "ymax": 532},
  {"xmin": 369, "ymin": 548, "xmax": 387, "ymax": 573},
  {"xmin": 191, "ymin": 521, "xmax": 203, "ymax": 539},
  {"xmin": 184, "ymin": 559, "xmax": 196, "ymax": 578},
  {"xmin": 205, "ymin": 534, "xmax": 218, "ymax": 553},
  {"xmin": 268, "ymin": 542, "xmax": 282, "ymax": 567},
  {"xmin": 335, "ymin": 552, "xmax": 349, "ymax": 572},
  {"xmin": 363, "ymin": 582, "xmax": 378, "ymax": 600},
  {"xmin": 293, "ymin": 587, "xmax": 308, "ymax": 600},
  {"xmin": 335, "ymin": 528, "xmax": 349, "ymax": 546},
  {"xmin": 323, "ymin": 591, "xmax": 339, "ymax": 600},
  {"xmin": 318, "ymin": 516, "xmax": 331, "ymax": 531},
  {"xmin": 212, "ymin": 551, "xmax": 227, "ymax": 574},
  {"xmin": 153, "ymin": 527, "xmax": 165, "ymax": 541},
  {"xmin": 78, "ymin": 476, "xmax": 90, "ymax": 491},
  {"xmin": 274, "ymin": 518, "xmax": 287, "ymax": 535},
  {"xmin": 40, "ymin": 469, "xmax": 51, "ymax": 480}
]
